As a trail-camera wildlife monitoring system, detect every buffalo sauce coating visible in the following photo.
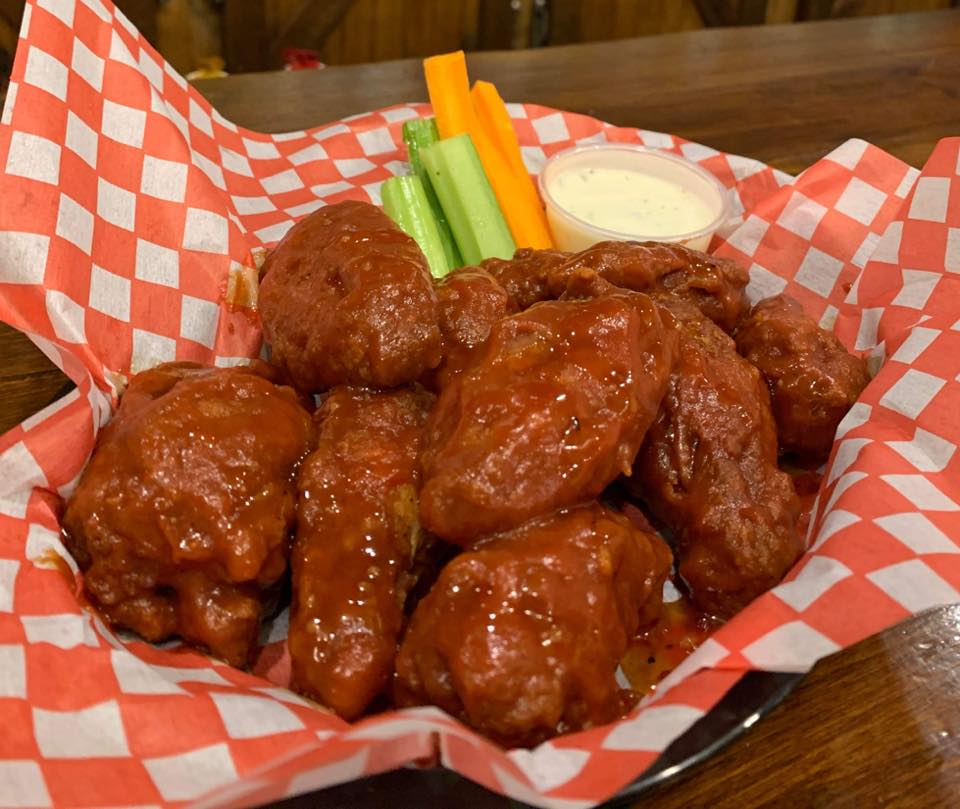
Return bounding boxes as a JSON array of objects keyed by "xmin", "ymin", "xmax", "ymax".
[
  {"xmin": 481, "ymin": 248, "xmax": 571, "ymax": 310},
  {"xmin": 61, "ymin": 362, "xmax": 315, "ymax": 667},
  {"xmin": 736, "ymin": 293, "xmax": 871, "ymax": 461},
  {"xmin": 483, "ymin": 241, "xmax": 749, "ymax": 332},
  {"xmin": 621, "ymin": 592, "xmax": 722, "ymax": 695},
  {"xmin": 394, "ymin": 503, "xmax": 673, "ymax": 748},
  {"xmin": 289, "ymin": 385, "xmax": 434, "ymax": 720},
  {"xmin": 258, "ymin": 200, "xmax": 442, "ymax": 392},
  {"xmin": 419, "ymin": 292, "xmax": 679, "ymax": 544},
  {"xmin": 623, "ymin": 463, "xmax": 823, "ymax": 695},
  {"xmin": 628, "ymin": 296, "xmax": 803, "ymax": 618},
  {"xmin": 427, "ymin": 266, "xmax": 516, "ymax": 390},
  {"xmin": 616, "ymin": 503, "xmax": 722, "ymax": 695}
]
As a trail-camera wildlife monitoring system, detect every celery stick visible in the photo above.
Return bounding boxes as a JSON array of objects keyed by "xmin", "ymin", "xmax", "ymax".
[
  {"xmin": 420, "ymin": 134, "xmax": 516, "ymax": 266},
  {"xmin": 403, "ymin": 118, "xmax": 462, "ymax": 269},
  {"xmin": 403, "ymin": 118, "xmax": 440, "ymax": 178},
  {"xmin": 382, "ymin": 175, "xmax": 452, "ymax": 278}
]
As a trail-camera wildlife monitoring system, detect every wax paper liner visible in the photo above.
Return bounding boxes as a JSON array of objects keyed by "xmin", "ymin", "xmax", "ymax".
[{"xmin": 1, "ymin": 2, "xmax": 959, "ymax": 807}]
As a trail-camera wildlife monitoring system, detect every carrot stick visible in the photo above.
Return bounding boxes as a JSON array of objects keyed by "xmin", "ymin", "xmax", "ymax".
[
  {"xmin": 473, "ymin": 126, "xmax": 554, "ymax": 250},
  {"xmin": 472, "ymin": 80, "xmax": 527, "ymax": 177},
  {"xmin": 424, "ymin": 52, "xmax": 554, "ymax": 250},
  {"xmin": 423, "ymin": 51, "xmax": 475, "ymax": 139},
  {"xmin": 470, "ymin": 83, "xmax": 553, "ymax": 249}
]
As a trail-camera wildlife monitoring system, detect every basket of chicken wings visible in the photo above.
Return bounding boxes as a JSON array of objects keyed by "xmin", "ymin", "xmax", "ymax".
[
  {"xmin": 6, "ymin": 6, "xmax": 960, "ymax": 807},
  {"xmin": 62, "ymin": 196, "xmax": 868, "ymax": 749}
]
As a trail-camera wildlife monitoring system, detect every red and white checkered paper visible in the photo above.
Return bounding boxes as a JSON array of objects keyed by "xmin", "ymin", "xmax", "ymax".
[{"xmin": 1, "ymin": 2, "xmax": 959, "ymax": 807}]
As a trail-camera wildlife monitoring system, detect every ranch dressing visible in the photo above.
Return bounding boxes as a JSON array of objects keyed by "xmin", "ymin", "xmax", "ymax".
[{"xmin": 547, "ymin": 167, "xmax": 716, "ymax": 238}]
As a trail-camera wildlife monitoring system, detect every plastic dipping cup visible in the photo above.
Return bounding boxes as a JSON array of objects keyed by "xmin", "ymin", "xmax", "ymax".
[{"xmin": 539, "ymin": 144, "xmax": 729, "ymax": 253}]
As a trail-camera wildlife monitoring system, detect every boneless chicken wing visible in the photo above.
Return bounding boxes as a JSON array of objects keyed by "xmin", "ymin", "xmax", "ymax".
[
  {"xmin": 394, "ymin": 503, "xmax": 672, "ymax": 747},
  {"xmin": 62, "ymin": 362, "xmax": 315, "ymax": 666},
  {"xmin": 481, "ymin": 248, "xmax": 571, "ymax": 310},
  {"xmin": 482, "ymin": 241, "xmax": 749, "ymax": 331},
  {"xmin": 259, "ymin": 200, "xmax": 442, "ymax": 392},
  {"xmin": 628, "ymin": 297, "xmax": 803, "ymax": 617},
  {"xmin": 419, "ymin": 291, "xmax": 679, "ymax": 543},
  {"xmin": 735, "ymin": 294, "xmax": 870, "ymax": 460},
  {"xmin": 289, "ymin": 386, "xmax": 434, "ymax": 719},
  {"xmin": 429, "ymin": 266, "xmax": 515, "ymax": 389}
]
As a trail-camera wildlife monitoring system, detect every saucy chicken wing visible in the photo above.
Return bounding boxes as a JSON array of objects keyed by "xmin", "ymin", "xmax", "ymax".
[
  {"xmin": 419, "ymin": 291, "xmax": 679, "ymax": 543},
  {"xmin": 429, "ymin": 266, "xmax": 515, "ymax": 389},
  {"xmin": 259, "ymin": 200, "xmax": 442, "ymax": 392},
  {"xmin": 289, "ymin": 386, "xmax": 434, "ymax": 719},
  {"xmin": 481, "ymin": 248, "xmax": 571, "ymax": 310},
  {"xmin": 548, "ymin": 241, "xmax": 749, "ymax": 332},
  {"xmin": 62, "ymin": 362, "xmax": 314, "ymax": 667},
  {"xmin": 394, "ymin": 503, "xmax": 672, "ymax": 747},
  {"xmin": 735, "ymin": 294, "xmax": 870, "ymax": 460},
  {"xmin": 628, "ymin": 297, "xmax": 803, "ymax": 617},
  {"xmin": 482, "ymin": 241, "xmax": 749, "ymax": 331}
]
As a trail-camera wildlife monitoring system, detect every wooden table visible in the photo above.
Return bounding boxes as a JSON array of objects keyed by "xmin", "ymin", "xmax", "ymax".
[{"xmin": 3, "ymin": 9, "xmax": 959, "ymax": 807}]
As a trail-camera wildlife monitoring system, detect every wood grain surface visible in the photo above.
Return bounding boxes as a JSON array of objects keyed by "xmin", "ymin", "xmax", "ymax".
[
  {"xmin": 639, "ymin": 605, "xmax": 960, "ymax": 808},
  {"xmin": 194, "ymin": 9, "xmax": 960, "ymax": 173},
  {"xmin": 2, "ymin": 12, "xmax": 959, "ymax": 807}
]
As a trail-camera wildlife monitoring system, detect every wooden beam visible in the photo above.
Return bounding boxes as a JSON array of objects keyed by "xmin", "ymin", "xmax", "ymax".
[
  {"xmin": 477, "ymin": 0, "xmax": 528, "ymax": 49},
  {"xmin": 693, "ymin": 0, "xmax": 731, "ymax": 26},
  {"xmin": 269, "ymin": 0, "xmax": 356, "ymax": 64},
  {"xmin": 766, "ymin": 0, "xmax": 800, "ymax": 22},
  {"xmin": 222, "ymin": 0, "xmax": 269, "ymax": 73},
  {"xmin": 737, "ymin": 0, "xmax": 772, "ymax": 23},
  {"xmin": 117, "ymin": 0, "xmax": 158, "ymax": 43},
  {"xmin": 695, "ymin": 0, "xmax": 778, "ymax": 26},
  {"xmin": 0, "ymin": 0, "xmax": 22, "ymax": 28}
]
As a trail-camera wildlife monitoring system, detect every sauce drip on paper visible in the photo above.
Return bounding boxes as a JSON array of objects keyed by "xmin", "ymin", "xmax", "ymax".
[
  {"xmin": 620, "ymin": 465, "xmax": 821, "ymax": 696},
  {"xmin": 622, "ymin": 589, "xmax": 722, "ymax": 695}
]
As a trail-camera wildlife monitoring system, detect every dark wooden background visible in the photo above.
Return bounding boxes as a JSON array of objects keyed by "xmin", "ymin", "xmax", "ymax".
[{"xmin": 1, "ymin": 0, "xmax": 958, "ymax": 77}]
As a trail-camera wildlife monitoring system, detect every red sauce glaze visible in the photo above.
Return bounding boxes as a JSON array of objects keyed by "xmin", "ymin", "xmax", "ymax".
[
  {"xmin": 628, "ymin": 295, "xmax": 803, "ymax": 618},
  {"xmin": 736, "ymin": 294, "xmax": 871, "ymax": 461},
  {"xmin": 61, "ymin": 362, "xmax": 314, "ymax": 667},
  {"xmin": 259, "ymin": 200, "xmax": 442, "ymax": 392},
  {"xmin": 482, "ymin": 241, "xmax": 749, "ymax": 332},
  {"xmin": 289, "ymin": 386, "xmax": 434, "ymax": 720},
  {"xmin": 33, "ymin": 548, "xmax": 79, "ymax": 593},
  {"xmin": 621, "ymin": 589, "xmax": 723, "ymax": 696},
  {"xmin": 419, "ymin": 291, "xmax": 679, "ymax": 543},
  {"xmin": 786, "ymin": 464, "xmax": 824, "ymax": 543},
  {"xmin": 395, "ymin": 503, "xmax": 672, "ymax": 748},
  {"xmin": 618, "ymin": 465, "xmax": 821, "ymax": 697},
  {"xmin": 481, "ymin": 248, "xmax": 571, "ymax": 310},
  {"xmin": 427, "ymin": 266, "xmax": 516, "ymax": 390}
]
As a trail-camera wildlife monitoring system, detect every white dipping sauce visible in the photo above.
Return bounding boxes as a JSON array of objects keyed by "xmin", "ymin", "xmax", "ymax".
[
  {"xmin": 547, "ymin": 167, "xmax": 716, "ymax": 238},
  {"xmin": 539, "ymin": 145, "xmax": 728, "ymax": 252}
]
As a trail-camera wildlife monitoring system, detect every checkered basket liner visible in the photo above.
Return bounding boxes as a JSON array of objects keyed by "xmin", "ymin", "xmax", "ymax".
[{"xmin": 1, "ymin": 1, "xmax": 959, "ymax": 807}]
